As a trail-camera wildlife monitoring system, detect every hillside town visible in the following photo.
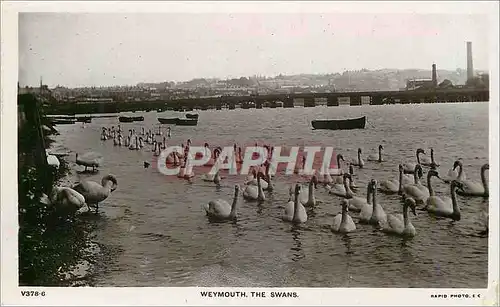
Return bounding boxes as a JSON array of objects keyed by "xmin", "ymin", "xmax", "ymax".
[{"xmin": 20, "ymin": 67, "xmax": 488, "ymax": 104}]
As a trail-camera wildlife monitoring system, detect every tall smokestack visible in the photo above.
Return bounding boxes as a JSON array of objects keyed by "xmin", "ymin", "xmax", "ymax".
[
  {"xmin": 467, "ymin": 41, "xmax": 474, "ymax": 81},
  {"xmin": 431, "ymin": 64, "xmax": 437, "ymax": 88}
]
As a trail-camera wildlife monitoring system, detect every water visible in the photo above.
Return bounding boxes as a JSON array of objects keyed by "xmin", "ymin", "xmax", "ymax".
[{"xmin": 51, "ymin": 102, "xmax": 489, "ymax": 288}]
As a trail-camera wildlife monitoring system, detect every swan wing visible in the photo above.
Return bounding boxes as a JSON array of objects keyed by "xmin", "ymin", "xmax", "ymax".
[
  {"xmin": 282, "ymin": 201, "xmax": 295, "ymax": 221},
  {"xmin": 348, "ymin": 197, "xmax": 368, "ymax": 212},
  {"xmin": 331, "ymin": 213, "xmax": 342, "ymax": 232},
  {"xmin": 208, "ymin": 200, "xmax": 231, "ymax": 217},
  {"xmin": 401, "ymin": 174, "xmax": 413, "ymax": 185},
  {"xmin": 243, "ymin": 185, "xmax": 258, "ymax": 200},
  {"xmin": 73, "ymin": 181, "xmax": 108, "ymax": 203},
  {"xmin": 359, "ymin": 204, "xmax": 373, "ymax": 222},
  {"xmin": 461, "ymin": 180, "xmax": 484, "ymax": 194},
  {"xmin": 380, "ymin": 179, "xmax": 398, "ymax": 192},
  {"xmin": 328, "ymin": 184, "xmax": 346, "ymax": 197},
  {"xmin": 403, "ymin": 163, "xmax": 416, "ymax": 173},
  {"xmin": 426, "ymin": 196, "xmax": 453, "ymax": 214},
  {"xmin": 385, "ymin": 214, "xmax": 404, "ymax": 234}
]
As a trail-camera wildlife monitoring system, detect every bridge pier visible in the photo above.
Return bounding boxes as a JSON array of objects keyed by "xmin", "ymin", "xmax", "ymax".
[
  {"xmin": 255, "ymin": 98, "xmax": 264, "ymax": 109},
  {"xmin": 283, "ymin": 97, "xmax": 294, "ymax": 108},
  {"xmin": 327, "ymin": 96, "xmax": 339, "ymax": 106},
  {"xmin": 350, "ymin": 95, "xmax": 361, "ymax": 106},
  {"xmin": 304, "ymin": 98, "xmax": 316, "ymax": 107},
  {"xmin": 370, "ymin": 96, "xmax": 383, "ymax": 105}
]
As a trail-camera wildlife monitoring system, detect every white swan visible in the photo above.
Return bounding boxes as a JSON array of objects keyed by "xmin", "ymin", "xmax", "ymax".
[
  {"xmin": 129, "ymin": 136, "xmax": 139, "ymax": 150},
  {"xmin": 403, "ymin": 148, "xmax": 425, "ymax": 174},
  {"xmin": 350, "ymin": 148, "xmax": 364, "ymax": 168},
  {"xmin": 72, "ymin": 174, "xmax": 118, "ymax": 213},
  {"xmin": 41, "ymin": 186, "xmax": 86, "ymax": 214},
  {"xmin": 367, "ymin": 145, "xmax": 384, "ymax": 162},
  {"xmin": 382, "ymin": 196, "xmax": 417, "ymax": 237},
  {"xmin": 47, "ymin": 154, "xmax": 60, "ymax": 169},
  {"xmin": 331, "ymin": 199, "xmax": 356, "ymax": 233},
  {"xmin": 204, "ymin": 185, "xmax": 239, "ymax": 221},
  {"xmin": 246, "ymin": 169, "xmax": 269, "ymax": 190},
  {"xmin": 113, "ymin": 135, "xmax": 119, "ymax": 146},
  {"xmin": 76, "ymin": 152, "xmax": 102, "ymax": 172},
  {"xmin": 425, "ymin": 180, "xmax": 464, "ymax": 221},
  {"xmin": 328, "ymin": 154, "xmax": 346, "ymax": 184},
  {"xmin": 379, "ymin": 164, "xmax": 404, "ymax": 194},
  {"xmin": 420, "ymin": 148, "xmax": 439, "ymax": 167},
  {"xmin": 423, "ymin": 169, "xmax": 443, "ymax": 208},
  {"xmin": 359, "ymin": 179, "xmax": 387, "ymax": 226},
  {"xmin": 167, "ymin": 127, "xmax": 172, "ymax": 138},
  {"xmin": 283, "ymin": 184, "xmax": 308, "ymax": 223},
  {"xmin": 456, "ymin": 163, "xmax": 489, "ymax": 197},
  {"xmin": 300, "ymin": 175, "xmax": 318, "ymax": 208},
  {"xmin": 243, "ymin": 172, "xmax": 265, "ymax": 202},
  {"xmin": 327, "ymin": 173, "xmax": 358, "ymax": 198},
  {"xmin": 443, "ymin": 160, "xmax": 467, "ymax": 183},
  {"xmin": 402, "ymin": 164, "xmax": 429, "ymax": 205},
  {"xmin": 201, "ymin": 169, "xmax": 222, "ymax": 186},
  {"xmin": 328, "ymin": 174, "xmax": 368, "ymax": 212}
]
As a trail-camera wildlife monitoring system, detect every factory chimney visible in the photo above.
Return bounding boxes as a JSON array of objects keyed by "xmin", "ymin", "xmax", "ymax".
[
  {"xmin": 431, "ymin": 64, "xmax": 437, "ymax": 88},
  {"xmin": 467, "ymin": 41, "xmax": 474, "ymax": 81}
]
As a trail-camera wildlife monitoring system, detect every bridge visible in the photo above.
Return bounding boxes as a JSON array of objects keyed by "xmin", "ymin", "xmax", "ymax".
[{"xmin": 44, "ymin": 87, "xmax": 489, "ymax": 115}]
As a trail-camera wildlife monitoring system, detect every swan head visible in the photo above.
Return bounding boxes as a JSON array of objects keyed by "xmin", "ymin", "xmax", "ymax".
[
  {"xmin": 379, "ymin": 145, "xmax": 384, "ymax": 150},
  {"xmin": 416, "ymin": 148, "xmax": 425, "ymax": 155},
  {"xmin": 311, "ymin": 175, "xmax": 318, "ymax": 188},
  {"xmin": 398, "ymin": 164, "xmax": 404, "ymax": 172},
  {"xmin": 234, "ymin": 184, "xmax": 240, "ymax": 195},
  {"xmin": 482, "ymin": 163, "xmax": 490, "ymax": 171},
  {"xmin": 452, "ymin": 160, "xmax": 463, "ymax": 171},
  {"xmin": 102, "ymin": 174, "xmax": 118, "ymax": 192},
  {"xmin": 413, "ymin": 164, "xmax": 423, "ymax": 177},
  {"xmin": 349, "ymin": 164, "xmax": 354, "ymax": 175},
  {"xmin": 428, "ymin": 169, "xmax": 440, "ymax": 179},
  {"xmin": 336, "ymin": 154, "xmax": 344, "ymax": 162},
  {"xmin": 358, "ymin": 148, "xmax": 362, "ymax": 154},
  {"xmin": 404, "ymin": 197, "xmax": 417, "ymax": 216},
  {"xmin": 204, "ymin": 142, "xmax": 209, "ymax": 148},
  {"xmin": 370, "ymin": 179, "xmax": 378, "ymax": 190},
  {"xmin": 343, "ymin": 173, "xmax": 352, "ymax": 183},
  {"xmin": 341, "ymin": 199, "xmax": 349, "ymax": 212}
]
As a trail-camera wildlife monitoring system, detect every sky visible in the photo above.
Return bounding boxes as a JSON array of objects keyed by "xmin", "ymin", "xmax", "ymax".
[{"xmin": 18, "ymin": 12, "xmax": 490, "ymax": 88}]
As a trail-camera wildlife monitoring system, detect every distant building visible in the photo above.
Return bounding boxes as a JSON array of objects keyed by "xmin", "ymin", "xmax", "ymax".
[{"xmin": 405, "ymin": 79, "xmax": 434, "ymax": 90}]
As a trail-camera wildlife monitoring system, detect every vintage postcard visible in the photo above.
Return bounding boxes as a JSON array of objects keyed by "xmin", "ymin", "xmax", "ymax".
[{"xmin": 1, "ymin": 1, "xmax": 498, "ymax": 306}]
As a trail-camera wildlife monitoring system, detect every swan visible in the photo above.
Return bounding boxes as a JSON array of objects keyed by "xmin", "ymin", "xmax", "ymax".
[
  {"xmin": 47, "ymin": 154, "xmax": 60, "ymax": 169},
  {"xmin": 349, "ymin": 148, "xmax": 364, "ymax": 168},
  {"xmin": 331, "ymin": 199, "xmax": 356, "ymax": 233},
  {"xmin": 76, "ymin": 152, "xmax": 102, "ymax": 172},
  {"xmin": 243, "ymin": 172, "xmax": 265, "ymax": 202},
  {"xmin": 382, "ymin": 196, "xmax": 417, "ymax": 237},
  {"xmin": 367, "ymin": 145, "xmax": 384, "ymax": 162},
  {"xmin": 204, "ymin": 185, "xmax": 239, "ymax": 221},
  {"xmin": 141, "ymin": 127, "xmax": 145, "ymax": 136},
  {"xmin": 300, "ymin": 175, "xmax": 318, "ymax": 208},
  {"xmin": 403, "ymin": 148, "xmax": 425, "ymax": 174},
  {"xmin": 201, "ymin": 169, "xmax": 222, "ymax": 186},
  {"xmin": 129, "ymin": 136, "xmax": 139, "ymax": 150},
  {"xmin": 41, "ymin": 186, "xmax": 86, "ymax": 215},
  {"xmin": 153, "ymin": 142, "xmax": 160, "ymax": 157},
  {"xmin": 420, "ymin": 148, "xmax": 439, "ymax": 167},
  {"xmin": 379, "ymin": 164, "xmax": 404, "ymax": 194},
  {"xmin": 138, "ymin": 137, "xmax": 144, "ymax": 149},
  {"xmin": 167, "ymin": 127, "xmax": 172, "ymax": 138},
  {"xmin": 327, "ymin": 173, "xmax": 359, "ymax": 198},
  {"xmin": 456, "ymin": 163, "xmax": 489, "ymax": 197},
  {"xmin": 113, "ymin": 135, "xmax": 119, "ymax": 146},
  {"xmin": 425, "ymin": 180, "xmax": 464, "ymax": 221},
  {"xmin": 294, "ymin": 156, "xmax": 307, "ymax": 174},
  {"xmin": 359, "ymin": 179, "xmax": 387, "ymax": 226},
  {"xmin": 72, "ymin": 174, "xmax": 118, "ymax": 213},
  {"xmin": 263, "ymin": 163, "xmax": 274, "ymax": 192},
  {"xmin": 283, "ymin": 184, "xmax": 308, "ymax": 223},
  {"xmin": 442, "ymin": 160, "xmax": 466, "ymax": 183},
  {"xmin": 118, "ymin": 134, "xmax": 123, "ymax": 146},
  {"xmin": 178, "ymin": 157, "xmax": 195, "ymax": 179},
  {"xmin": 328, "ymin": 154, "xmax": 346, "ymax": 184},
  {"xmin": 246, "ymin": 168, "xmax": 269, "ymax": 190},
  {"xmin": 346, "ymin": 180, "xmax": 373, "ymax": 213},
  {"xmin": 124, "ymin": 136, "xmax": 130, "ymax": 147},
  {"xmin": 402, "ymin": 164, "xmax": 429, "ymax": 205},
  {"xmin": 156, "ymin": 126, "xmax": 162, "ymax": 136}
]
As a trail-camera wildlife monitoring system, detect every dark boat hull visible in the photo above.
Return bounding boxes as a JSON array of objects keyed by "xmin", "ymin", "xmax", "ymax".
[
  {"xmin": 158, "ymin": 117, "xmax": 179, "ymax": 124},
  {"xmin": 176, "ymin": 118, "xmax": 198, "ymax": 126},
  {"xmin": 52, "ymin": 119, "xmax": 76, "ymax": 125},
  {"xmin": 185, "ymin": 113, "xmax": 199, "ymax": 119},
  {"xmin": 311, "ymin": 116, "xmax": 366, "ymax": 130},
  {"xmin": 132, "ymin": 116, "xmax": 144, "ymax": 122},
  {"xmin": 119, "ymin": 116, "xmax": 134, "ymax": 123},
  {"xmin": 76, "ymin": 116, "xmax": 92, "ymax": 123}
]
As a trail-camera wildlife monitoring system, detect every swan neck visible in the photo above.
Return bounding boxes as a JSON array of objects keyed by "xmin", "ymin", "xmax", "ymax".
[
  {"xmin": 308, "ymin": 179, "xmax": 314, "ymax": 202},
  {"xmin": 403, "ymin": 203, "xmax": 409, "ymax": 228},
  {"xmin": 371, "ymin": 186, "xmax": 377, "ymax": 207},
  {"xmin": 357, "ymin": 151, "xmax": 361, "ymax": 164},
  {"xmin": 427, "ymin": 174, "xmax": 434, "ymax": 196},
  {"xmin": 413, "ymin": 171, "xmax": 419, "ymax": 184},
  {"xmin": 341, "ymin": 207, "xmax": 348, "ymax": 225},
  {"xmin": 431, "ymin": 150, "xmax": 435, "ymax": 163},
  {"xmin": 457, "ymin": 164, "xmax": 463, "ymax": 177},
  {"xmin": 416, "ymin": 152, "xmax": 421, "ymax": 164},
  {"xmin": 366, "ymin": 185, "xmax": 372, "ymax": 203},
  {"xmin": 398, "ymin": 169, "xmax": 403, "ymax": 192},
  {"xmin": 230, "ymin": 190, "xmax": 238, "ymax": 216},
  {"xmin": 481, "ymin": 167, "xmax": 488, "ymax": 194},
  {"xmin": 293, "ymin": 192, "xmax": 300, "ymax": 221},
  {"xmin": 450, "ymin": 184, "xmax": 460, "ymax": 214},
  {"xmin": 257, "ymin": 176, "xmax": 264, "ymax": 199},
  {"xmin": 378, "ymin": 147, "xmax": 382, "ymax": 162}
]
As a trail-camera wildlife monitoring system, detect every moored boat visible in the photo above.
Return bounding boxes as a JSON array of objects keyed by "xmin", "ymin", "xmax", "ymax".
[
  {"xmin": 76, "ymin": 116, "xmax": 92, "ymax": 123},
  {"xmin": 118, "ymin": 116, "xmax": 134, "ymax": 123},
  {"xmin": 311, "ymin": 116, "xmax": 366, "ymax": 130},
  {"xmin": 185, "ymin": 113, "xmax": 199, "ymax": 119},
  {"xmin": 132, "ymin": 116, "xmax": 144, "ymax": 122},
  {"xmin": 51, "ymin": 118, "xmax": 77, "ymax": 125},
  {"xmin": 176, "ymin": 118, "xmax": 198, "ymax": 126},
  {"xmin": 158, "ymin": 117, "xmax": 179, "ymax": 124}
]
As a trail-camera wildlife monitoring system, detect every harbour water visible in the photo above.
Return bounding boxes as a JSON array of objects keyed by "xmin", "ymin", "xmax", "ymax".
[{"xmin": 50, "ymin": 102, "xmax": 489, "ymax": 288}]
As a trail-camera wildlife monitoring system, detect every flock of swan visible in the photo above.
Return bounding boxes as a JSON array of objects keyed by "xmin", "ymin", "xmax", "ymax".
[
  {"xmin": 44, "ymin": 122, "xmax": 489, "ymax": 240},
  {"xmin": 203, "ymin": 146, "xmax": 489, "ymax": 238}
]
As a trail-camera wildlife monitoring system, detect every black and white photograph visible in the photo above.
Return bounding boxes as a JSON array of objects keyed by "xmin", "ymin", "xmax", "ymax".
[{"xmin": 1, "ymin": 1, "xmax": 498, "ymax": 305}]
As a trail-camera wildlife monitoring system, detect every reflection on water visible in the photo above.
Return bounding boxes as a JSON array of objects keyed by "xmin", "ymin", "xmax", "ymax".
[{"xmin": 51, "ymin": 102, "xmax": 489, "ymax": 287}]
